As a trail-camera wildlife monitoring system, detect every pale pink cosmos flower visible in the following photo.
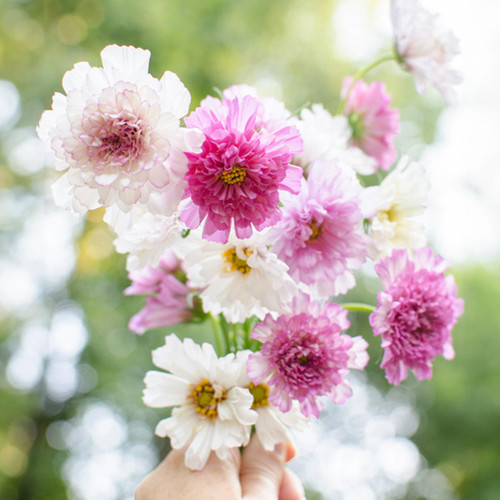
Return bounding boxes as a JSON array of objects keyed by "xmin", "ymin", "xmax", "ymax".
[
  {"xmin": 267, "ymin": 159, "xmax": 368, "ymax": 299},
  {"xmin": 125, "ymin": 252, "xmax": 202, "ymax": 334},
  {"xmin": 181, "ymin": 85, "xmax": 303, "ymax": 243},
  {"xmin": 391, "ymin": 0, "xmax": 462, "ymax": 104},
  {"xmin": 38, "ymin": 45, "xmax": 203, "ymax": 215},
  {"xmin": 247, "ymin": 293, "xmax": 369, "ymax": 418},
  {"xmin": 342, "ymin": 78, "xmax": 399, "ymax": 170},
  {"xmin": 370, "ymin": 247, "xmax": 464, "ymax": 385}
]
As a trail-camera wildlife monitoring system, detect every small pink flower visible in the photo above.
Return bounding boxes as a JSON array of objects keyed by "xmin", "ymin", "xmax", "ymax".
[
  {"xmin": 247, "ymin": 293, "xmax": 369, "ymax": 418},
  {"xmin": 267, "ymin": 160, "xmax": 368, "ymax": 299},
  {"xmin": 370, "ymin": 247, "xmax": 463, "ymax": 385},
  {"xmin": 125, "ymin": 253, "xmax": 201, "ymax": 333},
  {"xmin": 181, "ymin": 85, "xmax": 303, "ymax": 243},
  {"xmin": 342, "ymin": 78, "xmax": 399, "ymax": 170}
]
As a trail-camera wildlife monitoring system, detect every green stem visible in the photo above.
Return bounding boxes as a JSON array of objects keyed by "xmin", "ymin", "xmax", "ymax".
[
  {"xmin": 341, "ymin": 302, "xmax": 375, "ymax": 314},
  {"xmin": 210, "ymin": 314, "xmax": 225, "ymax": 356},
  {"xmin": 219, "ymin": 314, "xmax": 233, "ymax": 353},
  {"xmin": 337, "ymin": 54, "xmax": 396, "ymax": 115}
]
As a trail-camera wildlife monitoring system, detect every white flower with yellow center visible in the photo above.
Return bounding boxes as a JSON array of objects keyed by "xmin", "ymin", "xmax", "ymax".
[
  {"xmin": 369, "ymin": 157, "xmax": 429, "ymax": 260},
  {"xmin": 143, "ymin": 335, "xmax": 257, "ymax": 470},
  {"xmin": 236, "ymin": 350, "xmax": 308, "ymax": 451},
  {"xmin": 183, "ymin": 234, "xmax": 297, "ymax": 323}
]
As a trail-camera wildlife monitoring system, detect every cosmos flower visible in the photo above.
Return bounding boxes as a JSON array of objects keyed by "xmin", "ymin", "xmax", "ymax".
[
  {"xmin": 267, "ymin": 160, "xmax": 368, "ymax": 299},
  {"xmin": 104, "ymin": 204, "xmax": 186, "ymax": 272},
  {"xmin": 38, "ymin": 44, "xmax": 202, "ymax": 215},
  {"xmin": 293, "ymin": 104, "xmax": 377, "ymax": 175},
  {"xmin": 391, "ymin": 0, "xmax": 462, "ymax": 104},
  {"xmin": 247, "ymin": 293, "xmax": 369, "ymax": 418},
  {"xmin": 369, "ymin": 156, "xmax": 429, "ymax": 260},
  {"xmin": 125, "ymin": 252, "xmax": 202, "ymax": 334},
  {"xmin": 183, "ymin": 232, "xmax": 297, "ymax": 323},
  {"xmin": 342, "ymin": 78, "xmax": 399, "ymax": 170},
  {"xmin": 370, "ymin": 247, "xmax": 464, "ymax": 385},
  {"xmin": 143, "ymin": 334, "xmax": 257, "ymax": 470},
  {"xmin": 181, "ymin": 85, "xmax": 303, "ymax": 243}
]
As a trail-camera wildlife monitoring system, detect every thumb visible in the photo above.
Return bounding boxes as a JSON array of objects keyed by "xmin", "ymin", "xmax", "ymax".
[{"xmin": 240, "ymin": 435, "xmax": 289, "ymax": 500}]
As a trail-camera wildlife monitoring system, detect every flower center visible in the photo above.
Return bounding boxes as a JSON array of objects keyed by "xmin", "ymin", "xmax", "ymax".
[
  {"xmin": 219, "ymin": 164, "xmax": 247, "ymax": 185},
  {"xmin": 85, "ymin": 110, "xmax": 146, "ymax": 167},
  {"xmin": 222, "ymin": 247, "xmax": 253, "ymax": 274},
  {"xmin": 348, "ymin": 112, "xmax": 366, "ymax": 142},
  {"xmin": 248, "ymin": 382, "xmax": 269, "ymax": 408},
  {"xmin": 307, "ymin": 218, "xmax": 322, "ymax": 242},
  {"xmin": 189, "ymin": 378, "xmax": 226, "ymax": 420}
]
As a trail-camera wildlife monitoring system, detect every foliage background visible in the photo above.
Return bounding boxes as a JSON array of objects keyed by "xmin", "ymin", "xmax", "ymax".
[{"xmin": 0, "ymin": 0, "xmax": 499, "ymax": 498}]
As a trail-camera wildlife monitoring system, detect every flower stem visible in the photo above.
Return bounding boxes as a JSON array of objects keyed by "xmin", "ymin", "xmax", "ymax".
[
  {"xmin": 219, "ymin": 314, "xmax": 234, "ymax": 353},
  {"xmin": 210, "ymin": 314, "xmax": 225, "ymax": 356},
  {"xmin": 337, "ymin": 54, "xmax": 396, "ymax": 115},
  {"xmin": 341, "ymin": 302, "xmax": 375, "ymax": 314}
]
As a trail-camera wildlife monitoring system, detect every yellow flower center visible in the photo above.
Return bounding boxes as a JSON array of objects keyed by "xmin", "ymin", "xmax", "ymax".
[
  {"xmin": 307, "ymin": 218, "xmax": 322, "ymax": 242},
  {"xmin": 222, "ymin": 247, "xmax": 253, "ymax": 275},
  {"xmin": 189, "ymin": 379, "xmax": 226, "ymax": 420},
  {"xmin": 219, "ymin": 164, "xmax": 247, "ymax": 185},
  {"xmin": 248, "ymin": 382, "xmax": 269, "ymax": 408}
]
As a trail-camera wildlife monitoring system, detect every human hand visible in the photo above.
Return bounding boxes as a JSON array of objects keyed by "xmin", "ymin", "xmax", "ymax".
[{"xmin": 135, "ymin": 434, "xmax": 306, "ymax": 500}]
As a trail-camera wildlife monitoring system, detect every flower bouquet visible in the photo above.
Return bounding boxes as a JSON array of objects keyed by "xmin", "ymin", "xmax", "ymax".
[{"xmin": 38, "ymin": 0, "xmax": 463, "ymax": 472}]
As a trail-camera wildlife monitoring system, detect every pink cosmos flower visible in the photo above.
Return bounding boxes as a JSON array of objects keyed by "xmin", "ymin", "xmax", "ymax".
[
  {"xmin": 267, "ymin": 159, "xmax": 368, "ymax": 299},
  {"xmin": 181, "ymin": 85, "xmax": 303, "ymax": 243},
  {"xmin": 370, "ymin": 247, "xmax": 463, "ymax": 385},
  {"xmin": 342, "ymin": 78, "xmax": 399, "ymax": 170},
  {"xmin": 247, "ymin": 293, "xmax": 369, "ymax": 418},
  {"xmin": 38, "ymin": 45, "xmax": 202, "ymax": 215},
  {"xmin": 125, "ymin": 252, "xmax": 201, "ymax": 333}
]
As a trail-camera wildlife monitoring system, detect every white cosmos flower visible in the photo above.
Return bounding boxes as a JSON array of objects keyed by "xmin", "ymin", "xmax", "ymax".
[
  {"xmin": 391, "ymin": 0, "xmax": 462, "ymax": 104},
  {"xmin": 104, "ymin": 205, "xmax": 186, "ymax": 271},
  {"xmin": 143, "ymin": 335, "xmax": 257, "ymax": 470},
  {"xmin": 369, "ymin": 156, "xmax": 429, "ymax": 260},
  {"xmin": 183, "ymin": 233, "xmax": 297, "ymax": 323},
  {"xmin": 38, "ymin": 44, "xmax": 203, "ymax": 215},
  {"xmin": 294, "ymin": 104, "xmax": 377, "ymax": 176},
  {"xmin": 235, "ymin": 351, "xmax": 308, "ymax": 451}
]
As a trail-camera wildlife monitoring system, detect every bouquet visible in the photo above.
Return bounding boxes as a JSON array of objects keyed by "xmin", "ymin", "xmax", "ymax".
[{"xmin": 37, "ymin": 0, "xmax": 463, "ymax": 472}]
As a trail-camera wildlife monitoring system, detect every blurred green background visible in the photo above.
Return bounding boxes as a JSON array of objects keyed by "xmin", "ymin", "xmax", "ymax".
[{"xmin": 1, "ymin": 0, "xmax": 499, "ymax": 499}]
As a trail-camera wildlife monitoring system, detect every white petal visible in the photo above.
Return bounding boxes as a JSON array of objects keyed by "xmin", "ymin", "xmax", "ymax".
[
  {"xmin": 160, "ymin": 71, "xmax": 191, "ymax": 118},
  {"xmin": 62, "ymin": 62, "xmax": 91, "ymax": 93},
  {"xmin": 184, "ymin": 424, "xmax": 214, "ymax": 470},
  {"xmin": 100, "ymin": 45, "xmax": 151, "ymax": 83},
  {"xmin": 155, "ymin": 405, "xmax": 199, "ymax": 448},
  {"xmin": 142, "ymin": 371, "xmax": 190, "ymax": 408},
  {"xmin": 255, "ymin": 407, "xmax": 292, "ymax": 451}
]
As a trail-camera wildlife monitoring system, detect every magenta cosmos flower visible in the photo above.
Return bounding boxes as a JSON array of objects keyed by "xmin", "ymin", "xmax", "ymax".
[
  {"xmin": 267, "ymin": 159, "xmax": 368, "ymax": 299},
  {"xmin": 247, "ymin": 293, "xmax": 369, "ymax": 418},
  {"xmin": 370, "ymin": 247, "xmax": 463, "ymax": 385},
  {"xmin": 342, "ymin": 78, "xmax": 399, "ymax": 170},
  {"xmin": 181, "ymin": 85, "xmax": 303, "ymax": 243},
  {"xmin": 125, "ymin": 252, "xmax": 201, "ymax": 333}
]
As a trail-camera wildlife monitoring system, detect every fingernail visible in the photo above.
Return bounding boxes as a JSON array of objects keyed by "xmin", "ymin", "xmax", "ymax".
[{"xmin": 273, "ymin": 443, "xmax": 286, "ymax": 461}]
